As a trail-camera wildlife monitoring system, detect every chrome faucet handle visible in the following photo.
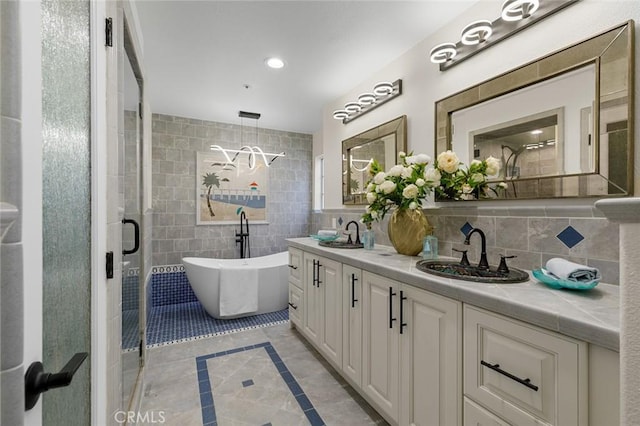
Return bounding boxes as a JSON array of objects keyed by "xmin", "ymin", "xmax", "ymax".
[{"xmin": 452, "ymin": 248, "xmax": 471, "ymax": 266}]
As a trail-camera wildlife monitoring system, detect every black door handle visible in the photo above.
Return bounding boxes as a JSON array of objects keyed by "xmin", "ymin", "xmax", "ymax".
[
  {"xmin": 399, "ymin": 290, "xmax": 408, "ymax": 334},
  {"xmin": 122, "ymin": 218, "xmax": 140, "ymax": 255},
  {"xmin": 25, "ymin": 352, "xmax": 88, "ymax": 410}
]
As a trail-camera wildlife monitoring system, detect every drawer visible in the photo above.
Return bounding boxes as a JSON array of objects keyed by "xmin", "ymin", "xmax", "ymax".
[
  {"xmin": 288, "ymin": 247, "xmax": 302, "ymax": 289},
  {"xmin": 464, "ymin": 397, "xmax": 509, "ymax": 426},
  {"xmin": 464, "ymin": 305, "xmax": 587, "ymax": 426},
  {"xmin": 288, "ymin": 282, "xmax": 303, "ymax": 327}
]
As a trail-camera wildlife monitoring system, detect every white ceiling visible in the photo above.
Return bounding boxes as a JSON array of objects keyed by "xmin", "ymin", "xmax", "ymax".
[{"xmin": 134, "ymin": 1, "xmax": 479, "ymax": 134}]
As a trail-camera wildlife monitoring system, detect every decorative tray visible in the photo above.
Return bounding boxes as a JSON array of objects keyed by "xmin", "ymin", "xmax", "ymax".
[
  {"xmin": 310, "ymin": 234, "xmax": 340, "ymax": 242},
  {"xmin": 532, "ymin": 268, "xmax": 599, "ymax": 290}
]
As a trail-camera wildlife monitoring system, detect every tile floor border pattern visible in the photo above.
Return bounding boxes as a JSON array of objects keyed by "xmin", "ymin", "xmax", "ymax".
[
  {"xmin": 145, "ymin": 301, "xmax": 289, "ymax": 348},
  {"xmin": 147, "ymin": 319, "xmax": 290, "ymax": 349},
  {"xmin": 195, "ymin": 341, "xmax": 325, "ymax": 426}
]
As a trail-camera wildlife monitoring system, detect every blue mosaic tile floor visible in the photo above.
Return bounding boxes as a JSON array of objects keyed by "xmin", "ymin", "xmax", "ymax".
[
  {"xmin": 122, "ymin": 309, "xmax": 140, "ymax": 351},
  {"xmin": 146, "ymin": 301, "xmax": 289, "ymax": 348}
]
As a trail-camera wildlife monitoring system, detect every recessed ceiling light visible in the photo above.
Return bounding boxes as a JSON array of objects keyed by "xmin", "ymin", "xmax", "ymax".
[{"xmin": 265, "ymin": 57, "xmax": 285, "ymax": 69}]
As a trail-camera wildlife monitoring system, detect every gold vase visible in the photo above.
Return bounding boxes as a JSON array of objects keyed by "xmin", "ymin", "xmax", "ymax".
[{"xmin": 387, "ymin": 208, "xmax": 433, "ymax": 256}]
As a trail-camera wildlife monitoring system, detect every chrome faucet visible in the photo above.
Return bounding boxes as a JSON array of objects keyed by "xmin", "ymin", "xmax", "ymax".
[
  {"xmin": 345, "ymin": 220, "xmax": 361, "ymax": 245},
  {"xmin": 464, "ymin": 227, "xmax": 489, "ymax": 270}
]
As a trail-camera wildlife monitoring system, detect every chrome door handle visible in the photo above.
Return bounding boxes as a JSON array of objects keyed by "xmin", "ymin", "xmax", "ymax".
[{"xmin": 25, "ymin": 352, "xmax": 89, "ymax": 410}]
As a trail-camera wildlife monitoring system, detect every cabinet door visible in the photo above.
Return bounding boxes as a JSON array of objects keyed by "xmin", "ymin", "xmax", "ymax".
[
  {"xmin": 400, "ymin": 284, "xmax": 462, "ymax": 426},
  {"xmin": 318, "ymin": 257, "xmax": 342, "ymax": 366},
  {"xmin": 362, "ymin": 271, "xmax": 400, "ymax": 423},
  {"xmin": 342, "ymin": 264, "xmax": 362, "ymax": 387},
  {"xmin": 302, "ymin": 252, "xmax": 320, "ymax": 341}
]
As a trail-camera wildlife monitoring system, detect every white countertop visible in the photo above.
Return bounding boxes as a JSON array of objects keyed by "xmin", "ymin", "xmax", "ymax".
[{"xmin": 287, "ymin": 237, "xmax": 620, "ymax": 351}]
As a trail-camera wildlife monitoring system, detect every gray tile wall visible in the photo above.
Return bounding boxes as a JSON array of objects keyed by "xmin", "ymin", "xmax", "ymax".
[
  {"xmin": 313, "ymin": 204, "xmax": 620, "ymax": 285},
  {"xmin": 152, "ymin": 113, "xmax": 313, "ymax": 265}
]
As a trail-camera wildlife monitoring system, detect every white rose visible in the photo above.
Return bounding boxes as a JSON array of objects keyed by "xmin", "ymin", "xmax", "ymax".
[
  {"xmin": 462, "ymin": 184, "xmax": 473, "ymax": 194},
  {"xmin": 470, "ymin": 159, "xmax": 482, "ymax": 167},
  {"xmin": 424, "ymin": 168, "xmax": 441, "ymax": 185},
  {"xmin": 387, "ymin": 165, "xmax": 403, "ymax": 177},
  {"xmin": 409, "ymin": 201, "xmax": 418, "ymax": 210},
  {"xmin": 367, "ymin": 182, "xmax": 375, "ymax": 192},
  {"xmin": 470, "ymin": 173, "xmax": 485, "ymax": 184},
  {"xmin": 366, "ymin": 192, "xmax": 377, "ymax": 204},
  {"xmin": 405, "ymin": 155, "xmax": 416, "ymax": 165},
  {"xmin": 380, "ymin": 180, "xmax": 397, "ymax": 194},
  {"xmin": 437, "ymin": 150, "xmax": 460, "ymax": 174},
  {"xmin": 373, "ymin": 172, "xmax": 386, "ymax": 185},
  {"xmin": 486, "ymin": 156, "xmax": 500, "ymax": 176},
  {"xmin": 414, "ymin": 153, "xmax": 431, "ymax": 165},
  {"xmin": 498, "ymin": 182, "xmax": 508, "ymax": 189},
  {"xmin": 398, "ymin": 151, "xmax": 406, "ymax": 158},
  {"xmin": 402, "ymin": 184, "xmax": 419, "ymax": 199},
  {"xmin": 401, "ymin": 166, "xmax": 413, "ymax": 179},
  {"xmin": 371, "ymin": 210, "xmax": 379, "ymax": 219},
  {"xmin": 415, "ymin": 178, "xmax": 426, "ymax": 187}
]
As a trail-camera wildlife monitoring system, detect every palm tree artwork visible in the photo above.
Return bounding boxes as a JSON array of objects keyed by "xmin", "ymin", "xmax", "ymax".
[{"xmin": 202, "ymin": 172, "xmax": 220, "ymax": 217}]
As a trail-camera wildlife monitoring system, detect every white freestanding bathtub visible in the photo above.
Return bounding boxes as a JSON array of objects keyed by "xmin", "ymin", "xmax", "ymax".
[{"xmin": 182, "ymin": 252, "xmax": 289, "ymax": 319}]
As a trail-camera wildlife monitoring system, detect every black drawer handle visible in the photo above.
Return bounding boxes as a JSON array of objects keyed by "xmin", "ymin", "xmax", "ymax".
[
  {"xmin": 288, "ymin": 302, "xmax": 298, "ymax": 310},
  {"xmin": 288, "ymin": 264, "xmax": 298, "ymax": 270},
  {"xmin": 480, "ymin": 360, "xmax": 539, "ymax": 391},
  {"xmin": 399, "ymin": 290, "xmax": 407, "ymax": 334}
]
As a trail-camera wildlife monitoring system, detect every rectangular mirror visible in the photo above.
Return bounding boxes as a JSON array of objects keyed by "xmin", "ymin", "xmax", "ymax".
[
  {"xmin": 342, "ymin": 115, "xmax": 407, "ymax": 205},
  {"xmin": 436, "ymin": 21, "xmax": 634, "ymax": 200}
]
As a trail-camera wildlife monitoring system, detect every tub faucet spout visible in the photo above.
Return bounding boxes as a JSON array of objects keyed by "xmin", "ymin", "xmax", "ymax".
[
  {"xmin": 345, "ymin": 220, "xmax": 361, "ymax": 245},
  {"xmin": 464, "ymin": 227, "xmax": 489, "ymax": 270}
]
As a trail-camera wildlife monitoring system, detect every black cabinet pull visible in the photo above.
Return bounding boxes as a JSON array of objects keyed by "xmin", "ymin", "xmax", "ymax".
[
  {"xmin": 351, "ymin": 274, "xmax": 358, "ymax": 308},
  {"xmin": 312, "ymin": 259, "xmax": 318, "ymax": 287},
  {"xmin": 389, "ymin": 286, "xmax": 397, "ymax": 328},
  {"xmin": 316, "ymin": 260, "xmax": 322, "ymax": 287},
  {"xmin": 25, "ymin": 352, "xmax": 89, "ymax": 410},
  {"xmin": 288, "ymin": 264, "xmax": 298, "ymax": 270},
  {"xmin": 288, "ymin": 302, "xmax": 298, "ymax": 310},
  {"xmin": 122, "ymin": 218, "xmax": 140, "ymax": 255},
  {"xmin": 399, "ymin": 290, "xmax": 408, "ymax": 334},
  {"xmin": 480, "ymin": 360, "xmax": 539, "ymax": 391}
]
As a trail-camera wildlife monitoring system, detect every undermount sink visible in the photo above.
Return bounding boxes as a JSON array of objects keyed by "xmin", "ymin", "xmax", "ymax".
[
  {"xmin": 319, "ymin": 240, "xmax": 364, "ymax": 249},
  {"xmin": 416, "ymin": 259, "xmax": 529, "ymax": 284}
]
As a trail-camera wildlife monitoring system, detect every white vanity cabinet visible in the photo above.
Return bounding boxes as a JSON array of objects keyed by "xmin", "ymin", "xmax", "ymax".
[
  {"xmin": 362, "ymin": 271, "xmax": 462, "ymax": 425},
  {"xmin": 302, "ymin": 252, "xmax": 343, "ymax": 367},
  {"xmin": 463, "ymin": 305, "xmax": 588, "ymax": 426},
  {"xmin": 287, "ymin": 248, "xmax": 303, "ymax": 327},
  {"xmin": 342, "ymin": 264, "xmax": 363, "ymax": 387}
]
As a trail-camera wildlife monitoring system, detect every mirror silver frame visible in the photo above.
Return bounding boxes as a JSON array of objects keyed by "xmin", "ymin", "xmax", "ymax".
[
  {"xmin": 435, "ymin": 20, "xmax": 635, "ymax": 201},
  {"xmin": 342, "ymin": 115, "xmax": 407, "ymax": 205}
]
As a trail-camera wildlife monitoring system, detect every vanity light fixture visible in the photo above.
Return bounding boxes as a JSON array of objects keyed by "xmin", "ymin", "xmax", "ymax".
[
  {"xmin": 501, "ymin": 0, "xmax": 540, "ymax": 21},
  {"xmin": 460, "ymin": 20, "xmax": 493, "ymax": 45},
  {"xmin": 357, "ymin": 92, "xmax": 377, "ymax": 105},
  {"xmin": 429, "ymin": 43, "xmax": 458, "ymax": 63},
  {"xmin": 430, "ymin": 0, "xmax": 579, "ymax": 71},
  {"xmin": 333, "ymin": 79, "xmax": 402, "ymax": 124}
]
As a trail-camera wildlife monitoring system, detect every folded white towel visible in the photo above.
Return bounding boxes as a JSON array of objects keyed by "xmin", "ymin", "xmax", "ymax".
[
  {"xmin": 545, "ymin": 258, "xmax": 600, "ymax": 282},
  {"xmin": 317, "ymin": 229, "xmax": 338, "ymax": 236},
  {"xmin": 219, "ymin": 266, "xmax": 258, "ymax": 317}
]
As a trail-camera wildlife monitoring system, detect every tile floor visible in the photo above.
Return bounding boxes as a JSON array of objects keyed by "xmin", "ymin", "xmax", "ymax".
[{"xmin": 139, "ymin": 323, "xmax": 388, "ymax": 425}]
